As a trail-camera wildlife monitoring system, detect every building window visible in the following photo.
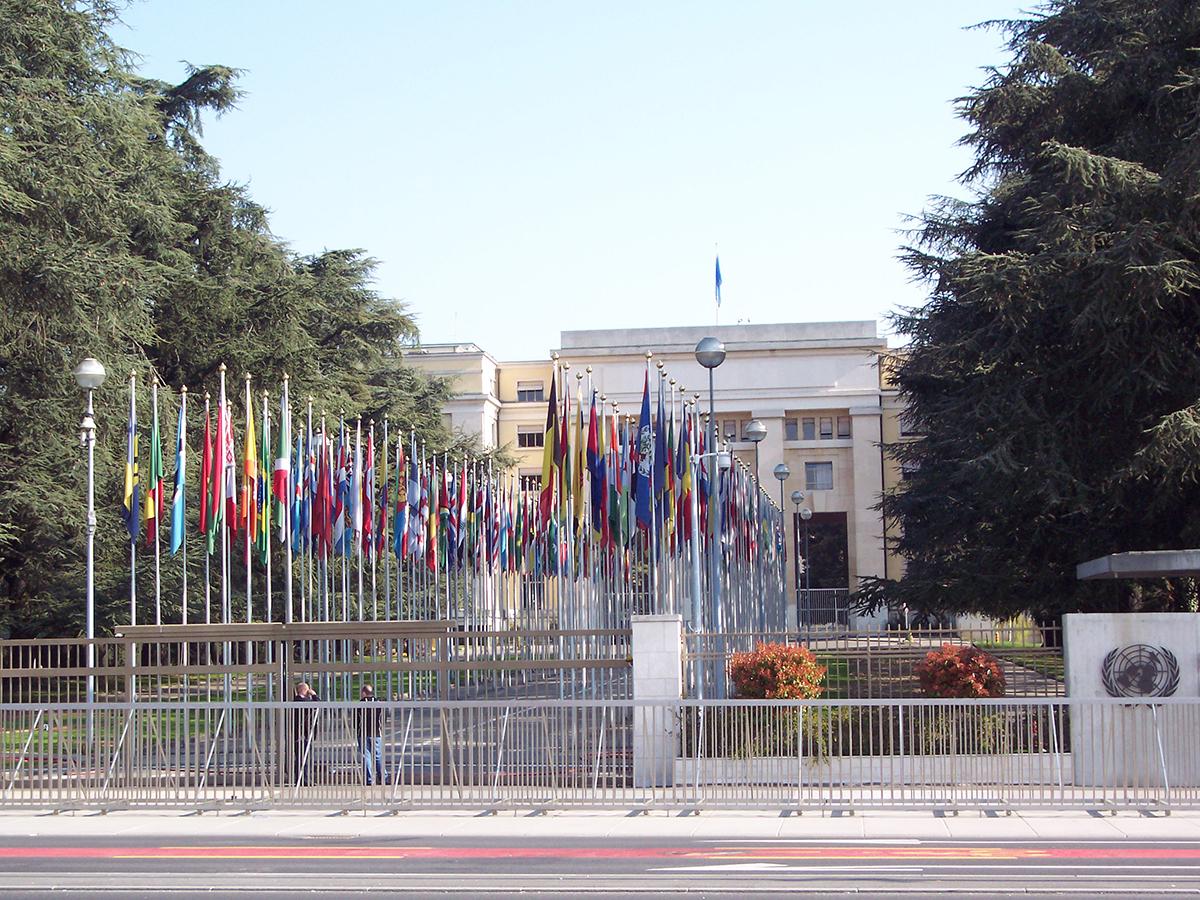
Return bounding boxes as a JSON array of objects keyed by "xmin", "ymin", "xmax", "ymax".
[
  {"xmin": 836, "ymin": 416, "xmax": 852, "ymax": 439},
  {"xmin": 801, "ymin": 417, "xmax": 816, "ymax": 441},
  {"xmin": 517, "ymin": 381, "xmax": 544, "ymax": 403},
  {"xmin": 517, "ymin": 426, "xmax": 544, "ymax": 448},
  {"xmin": 819, "ymin": 417, "xmax": 834, "ymax": 440},
  {"xmin": 722, "ymin": 420, "xmax": 739, "ymax": 442},
  {"xmin": 519, "ymin": 472, "xmax": 542, "ymax": 492},
  {"xmin": 900, "ymin": 460, "xmax": 920, "ymax": 481},
  {"xmin": 784, "ymin": 418, "xmax": 798, "ymax": 441},
  {"xmin": 899, "ymin": 410, "xmax": 923, "ymax": 436},
  {"xmin": 805, "ymin": 461, "xmax": 833, "ymax": 491}
]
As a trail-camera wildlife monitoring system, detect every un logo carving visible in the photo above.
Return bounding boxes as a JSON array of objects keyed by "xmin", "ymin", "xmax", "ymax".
[{"xmin": 1100, "ymin": 645, "xmax": 1180, "ymax": 698}]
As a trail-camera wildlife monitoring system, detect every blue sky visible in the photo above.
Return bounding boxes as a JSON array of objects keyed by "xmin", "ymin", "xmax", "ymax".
[{"xmin": 114, "ymin": 1, "xmax": 1027, "ymax": 360}]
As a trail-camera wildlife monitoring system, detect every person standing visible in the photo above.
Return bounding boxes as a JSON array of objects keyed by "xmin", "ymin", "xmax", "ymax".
[
  {"xmin": 355, "ymin": 683, "xmax": 387, "ymax": 785},
  {"xmin": 292, "ymin": 681, "xmax": 320, "ymax": 786}
]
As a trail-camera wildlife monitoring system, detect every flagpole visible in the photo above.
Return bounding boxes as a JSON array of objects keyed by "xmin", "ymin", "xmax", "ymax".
[
  {"xmin": 382, "ymin": 416, "xmax": 390, "ymax": 621},
  {"xmin": 179, "ymin": 385, "xmax": 188, "ymax": 624},
  {"xmin": 218, "ymin": 365, "xmax": 229, "ymax": 627},
  {"xmin": 355, "ymin": 417, "xmax": 364, "ymax": 622},
  {"xmin": 263, "ymin": 388, "xmax": 272, "ymax": 625},
  {"xmin": 204, "ymin": 392, "xmax": 211, "ymax": 626},
  {"xmin": 369, "ymin": 418, "xmax": 378, "ymax": 621},
  {"xmin": 282, "ymin": 375, "xmax": 293, "ymax": 625},
  {"xmin": 306, "ymin": 397, "xmax": 314, "ymax": 623},
  {"xmin": 127, "ymin": 372, "xmax": 136, "ymax": 628},
  {"xmin": 152, "ymin": 378, "xmax": 162, "ymax": 626},
  {"xmin": 244, "ymin": 374, "xmax": 253, "ymax": 626}
]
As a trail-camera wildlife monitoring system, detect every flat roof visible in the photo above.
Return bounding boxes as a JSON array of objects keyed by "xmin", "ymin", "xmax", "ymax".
[{"xmin": 1076, "ymin": 550, "xmax": 1200, "ymax": 580}]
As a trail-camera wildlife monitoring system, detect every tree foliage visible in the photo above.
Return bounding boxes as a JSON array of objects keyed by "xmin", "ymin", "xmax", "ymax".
[
  {"xmin": 0, "ymin": 1, "xmax": 462, "ymax": 637},
  {"xmin": 863, "ymin": 0, "xmax": 1200, "ymax": 622}
]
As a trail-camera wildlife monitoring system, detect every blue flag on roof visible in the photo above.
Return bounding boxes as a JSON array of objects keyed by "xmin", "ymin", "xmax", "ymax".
[{"xmin": 715, "ymin": 255, "xmax": 722, "ymax": 307}]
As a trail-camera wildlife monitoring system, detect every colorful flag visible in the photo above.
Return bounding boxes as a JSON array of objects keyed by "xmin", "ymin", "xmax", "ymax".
[
  {"xmin": 715, "ymin": 254, "xmax": 722, "ymax": 307},
  {"xmin": 538, "ymin": 375, "xmax": 558, "ymax": 522},
  {"xmin": 256, "ymin": 394, "xmax": 271, "ymax": 565},
  {"xmin": 242, "ymin": 387, "xmax": 258, "ymax": 547},
  {"xmin": 634, "ymin": 371, "xmax": 653, "ymax": 531},
  {"xmin": 392, "ymin": 439, "xmax": 406, "ymax": 561},
  {"xmin": 314, "ymin": 433, "xmax": 333, "ymax": 557},
  {"xmin": 199, "ymin": 397, "xmax": 212, "ymax": 540},
  {"xmin": 273, "ymin": 383, "xmax": 290, "ymax": 540},
  {"xmin": 145, "ymin": 385, "xmax": 163, "ymax": 545},
  {"xmin": 122, "ymin": 379, "xmax": 140, "ymax": 542},
  {"xmin": 169, "ymin": 393, "xmax": 186, "ymax": 555}
]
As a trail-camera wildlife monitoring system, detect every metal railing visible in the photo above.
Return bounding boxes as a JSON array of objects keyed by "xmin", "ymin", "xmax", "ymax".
[
  {"xmin": 1, "ymin": 697, "xmax": 1193, "ymax": 811},
  {"xmin": 686, "ymin": 625, "xmax": 1064, "ymax": 700},
  {"xmin": 0, "ymin": 627, "xmax": 633, "ymax": 706}
]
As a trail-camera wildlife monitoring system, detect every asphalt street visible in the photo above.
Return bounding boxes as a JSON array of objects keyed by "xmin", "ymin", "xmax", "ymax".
[{"xmin": 0, "ymin": 810, "xmax": 1196, "ymax": 896}]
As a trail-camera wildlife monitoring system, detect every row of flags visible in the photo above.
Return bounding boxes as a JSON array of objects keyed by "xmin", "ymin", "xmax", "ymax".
[{"xmin": 118, "ymin": 362, "xmax": 780, "ymax": 580}]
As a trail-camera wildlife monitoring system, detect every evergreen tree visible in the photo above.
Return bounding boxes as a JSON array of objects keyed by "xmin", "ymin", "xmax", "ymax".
[
  {"xmin": 0, "ymin": 1, "xmax": 465, "ymax": 636},
  {"xmin": 862, "ymin": 0, "xmax": 1200, "ymax": 622}
]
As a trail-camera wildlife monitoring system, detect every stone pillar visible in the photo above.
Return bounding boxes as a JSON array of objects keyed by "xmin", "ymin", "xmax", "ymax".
[
  {"xmin": 632, "ymin": 614, "xmax": 683, "ymax": 787},
  {"xmin": 1064, "ymin": 613, "xmax": 1200, "ymax": 787},
  {"xmin": 848, "ymin": 406, "xmax": 886, "ymax": 628}
]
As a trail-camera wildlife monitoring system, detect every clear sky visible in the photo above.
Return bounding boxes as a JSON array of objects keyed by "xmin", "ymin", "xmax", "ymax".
[{"xmin": 113, "ymin": 1, "xmax": 1026, "ymax": 360}]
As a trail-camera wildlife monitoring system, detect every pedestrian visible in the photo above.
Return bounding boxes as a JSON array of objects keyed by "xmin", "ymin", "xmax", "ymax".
[
  {"xmin": 293, "ymin": 680, "xmax": 320, "ymax": 785},
  {"xmin": 355, "ymin": 683, "xmax": 387, "ymax": 785}
]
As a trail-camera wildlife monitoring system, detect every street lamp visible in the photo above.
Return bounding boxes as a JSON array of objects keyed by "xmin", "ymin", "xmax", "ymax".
[
  {"xmin": 744, "ymin": 418, "xmax": 767, "ymax": 483},
  {"xmin": 695, "ymin": 338, "xmax": 726, "ymax": 696},
  {"xmin": 73, "ymin": 357, "xmax": 105, "ymax": 733}
]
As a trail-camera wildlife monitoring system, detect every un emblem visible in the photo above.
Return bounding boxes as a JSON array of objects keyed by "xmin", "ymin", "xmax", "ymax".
[{"xmin": 1100, "ymin": 644, "xmax": 1180, "ymax": 698}]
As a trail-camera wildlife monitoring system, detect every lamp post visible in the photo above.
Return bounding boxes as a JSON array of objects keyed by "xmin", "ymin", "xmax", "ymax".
[
  {"xmin": 772, "ymin": 463, "xmax": 790, "ymax": 633},
  {"xmin": 694, "ymin": 338, "xmax": 726, "ymax": 694},
  {"xmin": 744, "ymin": 418, "xmax": 767, "ymax": 483},
  {"xmin": 73, "ymin": 357, "xmax": 105, "ymax": 738}
]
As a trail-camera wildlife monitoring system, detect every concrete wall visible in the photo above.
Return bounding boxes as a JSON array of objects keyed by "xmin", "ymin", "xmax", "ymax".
[
  {"xmin": 631, "ymin": 614, "xmax": 682, "ymax": 788},
  {"xmin": 1064, "ymin": 613, "xmax": 1200, "ymax": 787}
]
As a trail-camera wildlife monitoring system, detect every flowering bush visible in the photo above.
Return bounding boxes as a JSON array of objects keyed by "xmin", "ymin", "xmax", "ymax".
[
  {"xmin": 729, "ymin": 642, "xmax": 826, "ymax": 699},
  {"xmin": 914, "ymin": 643, "xmax": 1006, "ymax": 698}
]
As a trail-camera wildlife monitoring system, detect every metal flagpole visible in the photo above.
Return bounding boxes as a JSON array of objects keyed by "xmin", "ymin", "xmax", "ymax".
[
  {"xmin": 383, "ymin": 416, "xmax": 390, "ymax": 621},
  {"xmin": 355, "ymin": 417, "xmax": 364, "ymax": 622},
  {"xmin": 152, "ymin": 378, "xmax": 161, "ymax": 626},
  {"xmin": 244, "ymin": 374, "xmax": 253, "ymax": 626},
  {"xmin": 281, "ymin": 376, "xmax": 293, "ymax": 624},
  {"xmin": 263, "ymin": 388, "xmax": 272, "ymax": 625},
  {"xmin": 204, "ymin": 392, "xmax": 211, "ymax": 626},
  {"xmin": 179, "ymin": 386, "xmax": 188, "ymax": 624},
  {"xmin": 369, "ymin": 419, "xmax": 378, "ymax": 621}
]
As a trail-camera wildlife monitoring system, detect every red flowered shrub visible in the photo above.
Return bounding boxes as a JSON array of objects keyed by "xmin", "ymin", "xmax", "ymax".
[
  {"xmin": 914, "ymin": 643, "xmax": 1006, "ymax": 698},
  {"xmin": 729, "ymin": 643, "xmax": 826, "ymax": 699}
]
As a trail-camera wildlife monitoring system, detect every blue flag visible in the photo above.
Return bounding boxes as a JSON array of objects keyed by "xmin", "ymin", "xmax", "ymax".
[
  {"xmin": 634, "ymin": 371, "xmax": 653, "ymax": 531},
  {"xmin": 715, "ymin": 255, "xmax": 722, "ymax": 307}
]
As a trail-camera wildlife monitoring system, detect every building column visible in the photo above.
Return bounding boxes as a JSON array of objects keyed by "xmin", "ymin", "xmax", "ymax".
[{"xmin": 849, "ymin": 406, "xmax": 887, "ymax": 629}]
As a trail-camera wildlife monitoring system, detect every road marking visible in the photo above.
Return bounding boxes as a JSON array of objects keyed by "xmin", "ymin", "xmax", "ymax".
[{"xmin": 650, "ymin": 864, "xmax": 923, "ymax": 873}]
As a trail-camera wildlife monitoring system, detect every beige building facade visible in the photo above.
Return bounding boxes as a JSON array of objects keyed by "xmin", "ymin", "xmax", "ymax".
[{"xmin": 405, "ymin": 322, "xmax": 906, "ymax": 629}]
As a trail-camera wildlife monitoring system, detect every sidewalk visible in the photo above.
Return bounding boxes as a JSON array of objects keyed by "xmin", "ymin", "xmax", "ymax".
[{"xmin": 0, "ymin": 808, "xmax": 1196, "ymax": 842}]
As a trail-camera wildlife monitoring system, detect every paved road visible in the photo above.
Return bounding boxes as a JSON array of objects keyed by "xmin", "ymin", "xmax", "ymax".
[{"xmin": 0, "ymin": 830, "xmax": 1195, "ymax": 897}]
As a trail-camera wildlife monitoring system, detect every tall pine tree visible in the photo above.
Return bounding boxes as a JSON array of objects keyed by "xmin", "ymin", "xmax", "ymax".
[
  {"xmin": 864, "ymin": 0, "xmax": 1200, "ymax": 622},
  {"xmin": 0, "ymin": 0, "xmax": 464, "ymax": 637}
]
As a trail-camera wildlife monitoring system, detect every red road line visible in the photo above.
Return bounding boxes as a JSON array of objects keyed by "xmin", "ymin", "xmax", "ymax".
[{"xmin": 0, "ymin": 846, "xmax": 1199, "ymax": 861}]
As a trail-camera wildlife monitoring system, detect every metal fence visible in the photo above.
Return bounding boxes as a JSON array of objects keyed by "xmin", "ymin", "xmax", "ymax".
[
  {"xmin": 0, "ymin": 625, "xmax": 633, "ymax": 706},
  {"xmin": 685, "ymin": 624, "xmax": 1065, "ymax": 700},
  {"xmin": 2, "ymin": 697, "xmax": 1194, "ymax": 812}
]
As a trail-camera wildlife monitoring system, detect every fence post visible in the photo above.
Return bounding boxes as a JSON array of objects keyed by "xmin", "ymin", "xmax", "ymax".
[{"xmin": 632, "ymin": 614, "xmax": 682, "ymax": 788}]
